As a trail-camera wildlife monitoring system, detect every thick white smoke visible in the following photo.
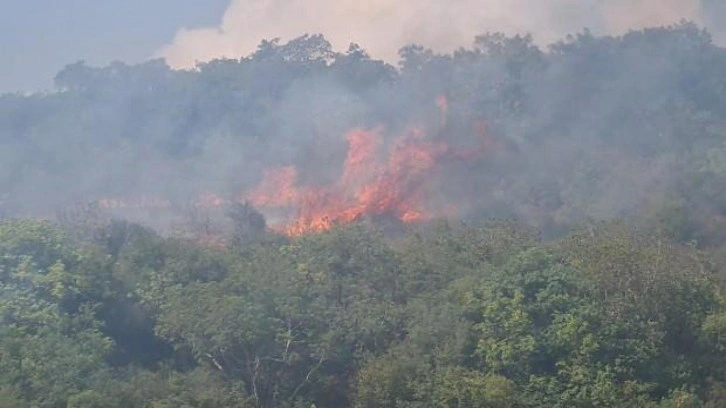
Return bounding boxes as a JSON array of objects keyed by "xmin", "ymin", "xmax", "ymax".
[{"xmin": 157, "ymin": 0, "xmax": 719, "ymax": 68}]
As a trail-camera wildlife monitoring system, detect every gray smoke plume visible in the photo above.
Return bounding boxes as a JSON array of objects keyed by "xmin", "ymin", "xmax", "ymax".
[{"xmin": 157, "ymin": 0, "xmax": 722, "ymax": 68}]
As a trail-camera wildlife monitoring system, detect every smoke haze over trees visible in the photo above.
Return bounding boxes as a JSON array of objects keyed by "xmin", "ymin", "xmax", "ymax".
[
  {"xmin": 4, "ymin": 17, "xmax": 726, "ymax": 407},
  {"xmin": 2, "ymin": 21, "xmax": 726, "ymax": 237}
]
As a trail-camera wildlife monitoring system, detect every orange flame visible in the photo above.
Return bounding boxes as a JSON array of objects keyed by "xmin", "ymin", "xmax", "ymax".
[{"xmin": 246, "ymin": 124, "xmax": 460, "ymax": 236}]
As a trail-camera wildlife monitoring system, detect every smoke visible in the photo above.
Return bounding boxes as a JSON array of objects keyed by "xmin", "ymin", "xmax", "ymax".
[
  {"xmin": 2, "ymin": 11, "xmax": 725, "ymax": 238},
  {"xmin": 157, "ymin": 0, "xmax": 720, "ymax": 68}
]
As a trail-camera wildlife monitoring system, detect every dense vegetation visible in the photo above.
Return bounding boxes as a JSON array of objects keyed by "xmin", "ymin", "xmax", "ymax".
[
  {"xmin": 3, "ymin": 216, "xmax": 726, "ymax": 407},
  {"xmin": 3, "ymin": 21, "xmax": 726, "ymax": 407}
]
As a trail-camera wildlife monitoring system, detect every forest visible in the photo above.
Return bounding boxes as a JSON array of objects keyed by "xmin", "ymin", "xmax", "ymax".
[{"xmin": 3, "ymin": 21, "xmax": 726, "ymax": 407}]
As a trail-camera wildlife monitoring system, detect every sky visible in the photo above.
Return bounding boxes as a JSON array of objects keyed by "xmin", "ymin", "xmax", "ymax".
[
  {"xmin": 0, "ymin": 0, "xmax": 228, "ymax": 94},
  {"xmin": 2, "ymin": 0, "xmax": 724, "ymax": 95}
]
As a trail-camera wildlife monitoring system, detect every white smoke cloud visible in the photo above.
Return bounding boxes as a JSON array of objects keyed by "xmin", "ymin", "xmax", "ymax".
[{"xmin": 157, "ymin": 0, "xmax": 719, "ymax": 68}]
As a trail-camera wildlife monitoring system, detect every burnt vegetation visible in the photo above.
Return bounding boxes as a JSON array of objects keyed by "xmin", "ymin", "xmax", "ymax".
[{"xmin": 4, "ymin": 22, "xmax": 726, "ymax": 407}]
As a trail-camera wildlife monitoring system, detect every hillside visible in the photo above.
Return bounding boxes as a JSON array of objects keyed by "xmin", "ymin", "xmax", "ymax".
[{"xmin": 3, "ymin": 23, "xmax": 726, "ymax": 407}]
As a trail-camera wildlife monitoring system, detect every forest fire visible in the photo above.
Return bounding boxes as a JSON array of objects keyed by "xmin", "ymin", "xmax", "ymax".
[
  {"xmin": 92, "ymin": 96, "xmax": 500, "ymax": 237},
  {"xmin": 244, "ymin": 122, "xmax": 500, "ymax": 234}
]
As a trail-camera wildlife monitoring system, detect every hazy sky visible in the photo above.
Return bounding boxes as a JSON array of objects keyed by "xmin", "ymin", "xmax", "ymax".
[
  {"xmin": 0, "ymin": 0, "xmax": 228, "ymax": 94},
  {"xmin": 2, "ymin": 0, "xmax": 724, "ymax": 95}
]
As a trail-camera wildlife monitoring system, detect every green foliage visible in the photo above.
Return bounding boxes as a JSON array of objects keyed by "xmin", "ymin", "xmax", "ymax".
[
  {"xmin": 1, "ymin": 215, "xmax": 726, "ymax": 406},
  {"xmin": 0, "ymin": 286, "xmax": 113, "ymax": 407}
]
